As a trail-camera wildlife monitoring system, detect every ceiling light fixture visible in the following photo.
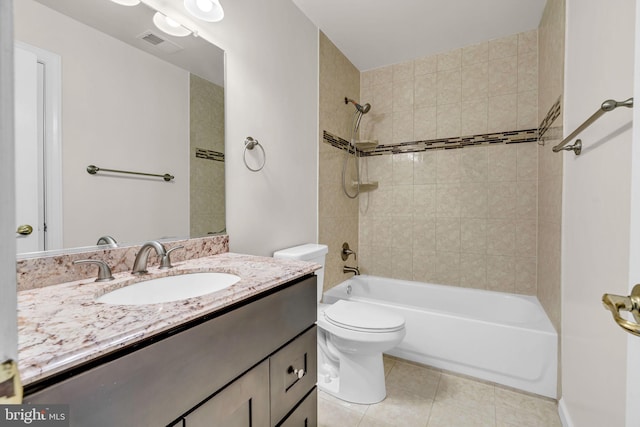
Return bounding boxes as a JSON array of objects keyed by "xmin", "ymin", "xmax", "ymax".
[
  {"xmin": 109, "ymin": 0, "xmax": 141, "ymax": 6},
  {"xmin": 184, "ymin": 0, "xmax": 224, "ymax": 22},
  {"xmin": 152, "ymin": 12, "xmax": 192, "ymax": 37}
]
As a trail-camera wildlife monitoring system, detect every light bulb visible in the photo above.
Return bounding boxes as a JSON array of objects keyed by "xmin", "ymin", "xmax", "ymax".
[
  {"xmin": 196, "ymin": 0, "xmax": 213, "ymax": 13},
  {"xmin": 109, "ymin": 0, "xmax": 140, "ymax": 5},
  {"xmin": 152, "ymin": 12, "xmax": 192, "ymax": 37},
  {"xmin": 165, "ymin": 16, "xmax": 180, "ymax": 28},
  {"xmin": 184, "ymin": 0, "xmax": 224, "ymax": 22}
]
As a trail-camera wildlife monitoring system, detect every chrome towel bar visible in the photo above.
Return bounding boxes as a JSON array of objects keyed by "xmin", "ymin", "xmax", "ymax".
[
  {"xmin": 86, "ymin": 165, "xmax": 174, "ymax": 181},
  {"xmin": 553, "ymin": 97, "xmax": 633, "ymax": 155}
]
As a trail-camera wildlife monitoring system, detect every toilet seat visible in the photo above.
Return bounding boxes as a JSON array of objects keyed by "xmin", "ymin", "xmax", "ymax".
[{"xmin": 323, "ymin": 300, "xmax": 405, "ymax": 333}]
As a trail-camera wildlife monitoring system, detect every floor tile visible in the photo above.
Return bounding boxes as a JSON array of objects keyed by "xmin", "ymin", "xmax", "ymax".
[
  {"xmin": 319, "ymin": 390, "xmax": 369, "ymax": 415},
  {"xmin": 317, "ymin": 357, "xmax": 562, "ymax": 427},
  {"xmin": 385, "ymin": 361, "xmax": 441, "ymax": 400},
  {"xmin": 494, "ymin": 387, "xmax": 562, "ymax": 426},
  {"xmin": 383, "ymin": 355, "xmax": 396, "ymax": 377},
  {"xmin": 318, "ymin": 396, "xmax": 364, "ymax": 427},
  {"xmin": 357, "ymin": 415, "xmax": 398, "ymax": 427},
  {"xmin": 427, "ymin": 401, "xmax": 496, "ymax": 427},
  {"xmin": 362, "ymin": 385, "xmax": 433, "ymax": 427},
  {"xmin": 434, "ymin": 373, "xmax": 496, "ymax": 412}
]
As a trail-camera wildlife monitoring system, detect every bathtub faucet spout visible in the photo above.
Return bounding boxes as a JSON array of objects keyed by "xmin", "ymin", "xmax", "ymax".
[{"xmin": 343, "ymin": 265, "xmax": 360, "ymax": 276}]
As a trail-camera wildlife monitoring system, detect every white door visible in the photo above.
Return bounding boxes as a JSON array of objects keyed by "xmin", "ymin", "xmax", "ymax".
[
  {"xmin": 14, "ymin": 46, "xmax": 43, "ymax": 253},
  {"xmin": 562, "ymin": 1, "xmax": 640, "ymax": 426},
  {"xmin": 1, "ymin": 0, "xmax": 18, "ymax": 384},
  {"xmin": 625, "ymin": 2, "xmax": 640, "ymax": 423},
  {"xmin": 13, "ymin": 42, "xmax": 63, "ymax": 254}
]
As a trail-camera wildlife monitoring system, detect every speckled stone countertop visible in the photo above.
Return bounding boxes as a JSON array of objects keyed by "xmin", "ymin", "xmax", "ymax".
[{"xmin": 18, "ymin": 252, "xmax": 320, "ymax": 386}]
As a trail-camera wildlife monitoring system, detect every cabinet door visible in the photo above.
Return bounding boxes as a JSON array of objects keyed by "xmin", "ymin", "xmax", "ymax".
[
  {"xmin": 185, "ymin": 361, "xmax": 269, "ymax": 427},
  {"xmin": 278, "ymin": 388, "xmax": 317, "ymax": 427}
]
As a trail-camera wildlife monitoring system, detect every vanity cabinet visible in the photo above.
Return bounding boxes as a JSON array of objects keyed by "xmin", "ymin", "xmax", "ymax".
[
  {"xmin": 279, "ymin": 389, "xmax": 317, "ymax": 427},
  {"xmin": 175, "ymin": 325, "xmax": 317, "ymax": 427},
  {"xmin": 182, "ymin": 361, "xmax": 270, "ymax": 426},
  {"xmin": 25, "ymin": 275, "xmax": 318, "ymax": 427}
]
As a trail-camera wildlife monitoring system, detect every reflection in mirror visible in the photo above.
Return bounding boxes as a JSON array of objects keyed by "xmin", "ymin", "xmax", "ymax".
[{"xmin": 14, "ymin": 0, "xmax": 225, "ymax": 256}]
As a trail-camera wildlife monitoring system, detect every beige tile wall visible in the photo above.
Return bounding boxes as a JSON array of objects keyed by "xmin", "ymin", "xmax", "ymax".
[
  {"xmin": 359, "ymin": 143, "xmax": 538, "ymax": 293},
  {"xmin": 359, "ymin": 30, "xmax": 538, "ymax": 144},
  {"xmin": 356, "ymin": 31, "xmax": 539, "ymax": 294},
  {"xmin": 537, "ymin": 0, "xmax": 565, "ymax": 335},
  {"xmin": 319, "ymin": 32, "xmax": 361, "ymax": 291},
  {"xmin": 190, "ymin": 75, "xmax": 225, "ymax": 237}
]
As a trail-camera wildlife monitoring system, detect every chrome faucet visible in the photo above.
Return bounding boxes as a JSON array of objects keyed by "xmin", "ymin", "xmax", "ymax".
[
  {"xmin": 73, "ymin": 259, "xmax": 114, "ymax": 282},
  {"xmin": 131, "ymin": 240, "xmax": 184, "ymax": 274},
  {"xmin": 96, "ymin": 235, "xmax": 118, "ymax": 247},
  {"xmin": 343, "ymin": 265, "xmax": 360, "ymax": 276},
  {"xmin": 132, "ymin": 241, "xmax": 167, "ymax": 275},
  {"xmin": 131, "ymin": 241, "xmax": 183, "ymax": 275}
]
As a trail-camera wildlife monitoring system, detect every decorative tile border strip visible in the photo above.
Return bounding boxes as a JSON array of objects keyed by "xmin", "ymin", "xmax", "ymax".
[
  {"xmin": 196, "ymin": 148, "xmax": 225, "ymax": 162},
  {"xmin": 322, "ymin": 132, "xmax": 356, "ymax": 154},
  {"xmin": 322, "ymin": 129, "xmax": 538, "ymax": 156},
  {"xmin": 539, "ymin": 96, "xmax": 562, "ymax": 139}
]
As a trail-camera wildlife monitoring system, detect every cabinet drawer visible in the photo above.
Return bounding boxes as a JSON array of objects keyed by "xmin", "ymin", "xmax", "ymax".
[
  {"xmin": 270, "ymin": 326, "xmax": 317, "ymax": 426},
  {"xmin": 184, "ymin": 361, "xmax": 269, "ymax": 427},
  {"xmin": 278, "ymin": 388, "xmax": 317, "ymax": 427}
]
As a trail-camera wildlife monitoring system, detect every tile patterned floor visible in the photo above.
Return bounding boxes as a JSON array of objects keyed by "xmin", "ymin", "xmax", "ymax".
[{"xmin": 318, "ymin": 357, "xmax": 562, "ymax": 427}]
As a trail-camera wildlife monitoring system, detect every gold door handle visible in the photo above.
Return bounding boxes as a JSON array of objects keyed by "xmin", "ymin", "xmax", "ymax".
[
  {"xmin": 0, "ymin": 360, "xmax": 23, "ymax": 404},
  {"xmin": 16, "ymin": 224, "xmax": 33, "ymax": 236},
  {"xmin": 602, "ymin": 284, "xmax": 640, "ymax": 336}
]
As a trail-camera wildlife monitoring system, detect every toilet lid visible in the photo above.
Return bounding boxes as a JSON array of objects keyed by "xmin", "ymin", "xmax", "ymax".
[{"xmin": 323, "ymin": 300, "xmax": 405, "ymax": 333}]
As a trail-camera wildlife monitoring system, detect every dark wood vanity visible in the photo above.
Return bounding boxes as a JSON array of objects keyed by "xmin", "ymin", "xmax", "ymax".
[{"xmin": 25, "ymin": 275, "xmax": 318, "ymax": 427}]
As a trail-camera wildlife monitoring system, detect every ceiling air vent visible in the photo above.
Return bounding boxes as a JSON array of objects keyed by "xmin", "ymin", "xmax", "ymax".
[{"xmin": 136, "ymin": 31, "xmax": 183, "ymax": 54}]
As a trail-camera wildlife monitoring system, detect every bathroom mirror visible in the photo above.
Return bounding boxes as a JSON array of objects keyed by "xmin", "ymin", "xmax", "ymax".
[{"xmin": 14, "ymin": 0, "xmax": 225, "ymax": 256}]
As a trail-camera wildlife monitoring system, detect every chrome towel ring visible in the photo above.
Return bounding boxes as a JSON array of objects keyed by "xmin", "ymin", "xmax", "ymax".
[{"xmin": 243, "ymin": 136, "xmax": 266, "ymax": 172}]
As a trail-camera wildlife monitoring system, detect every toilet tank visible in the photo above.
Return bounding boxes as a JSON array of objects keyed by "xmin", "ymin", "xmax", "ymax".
[{"xmin": 273, "ymin": 243, "xmax": 328, "ymax": 302}]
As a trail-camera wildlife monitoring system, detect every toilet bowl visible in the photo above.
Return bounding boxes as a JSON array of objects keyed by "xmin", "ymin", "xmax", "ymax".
[{"xmin": 273, "ymin": 244, "xmax": 406, "ymax": 404}]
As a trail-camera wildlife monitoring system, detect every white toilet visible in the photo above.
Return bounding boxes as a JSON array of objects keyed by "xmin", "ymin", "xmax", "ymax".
[{"xmin": 273, "ymin": 243, "xmax": 405, "ymax": 404}]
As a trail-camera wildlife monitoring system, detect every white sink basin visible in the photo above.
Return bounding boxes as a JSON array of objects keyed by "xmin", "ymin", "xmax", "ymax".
[{"xmin": 97, "ymin": 272, "xmax": 241, "ymax": 305}]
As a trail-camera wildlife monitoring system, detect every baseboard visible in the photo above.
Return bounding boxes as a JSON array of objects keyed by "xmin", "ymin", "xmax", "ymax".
[{"xmin": 558, "ymin": 397, "xmax": 574, "ymax": 427}]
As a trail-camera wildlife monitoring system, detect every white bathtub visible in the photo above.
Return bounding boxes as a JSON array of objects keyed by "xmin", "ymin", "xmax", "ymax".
[{"xmin": 323, "ymin": 275, "xmax": 558, "ymax": 398}]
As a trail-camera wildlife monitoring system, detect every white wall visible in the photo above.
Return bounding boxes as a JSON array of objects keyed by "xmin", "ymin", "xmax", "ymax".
[
  {"xmin": 562, "ymin": 1, "xmax": 635, "ymax": 426},
  {"xmin": 14, "ymin": 0, "xmax": 190, "ymax": 248},
  {"xmin": 147, "ymin": 0, "xmax": 319, "ymax": 257}
]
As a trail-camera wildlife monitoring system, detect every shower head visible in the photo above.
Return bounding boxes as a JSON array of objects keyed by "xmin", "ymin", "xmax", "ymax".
[{"xmin": 345, "ymin": 97, "xmax": 371, "ymax": 114}]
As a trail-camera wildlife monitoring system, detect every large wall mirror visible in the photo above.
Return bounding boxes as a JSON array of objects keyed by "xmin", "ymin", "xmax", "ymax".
[{"xmin": 14, "ymin": 0, "xmax": 225, "ymax": 257}]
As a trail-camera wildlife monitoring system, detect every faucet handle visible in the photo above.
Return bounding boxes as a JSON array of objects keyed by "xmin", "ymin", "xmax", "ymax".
[
  {"xmin": 160, "ymin": 245, "xmax": 184, "ymax": 269},
  {"xmin": 341, "ymin": 242, "xmax": 357, "ymax": 261},
  {"xmin": 73, "ymin": 259, "xmax": 114, "ymax": 282}
]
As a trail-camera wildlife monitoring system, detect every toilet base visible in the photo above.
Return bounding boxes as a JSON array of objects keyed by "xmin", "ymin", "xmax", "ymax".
[{"xmin": 317, "ymin": 352, "xmax": 387, "ymax": 404}]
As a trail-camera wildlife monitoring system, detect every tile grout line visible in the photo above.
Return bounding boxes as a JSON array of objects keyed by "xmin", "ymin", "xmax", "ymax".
[{"xmin": 424, "ymin": 370, "xmax": 443, "ymax": 427}]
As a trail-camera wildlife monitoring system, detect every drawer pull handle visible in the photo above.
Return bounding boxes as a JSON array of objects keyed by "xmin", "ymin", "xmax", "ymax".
[{"xmin": 287, "ymin": 365, "xmax": 305, "ymax": 379}]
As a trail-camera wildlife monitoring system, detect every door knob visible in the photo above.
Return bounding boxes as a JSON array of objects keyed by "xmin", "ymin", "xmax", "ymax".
[
  {"xmin": 602, "ymin": 284, "xmax": 640, "ymax": 336},
  {"xmin": 16, "ymin": 225, "xmax": 33, "ymax": 236}
]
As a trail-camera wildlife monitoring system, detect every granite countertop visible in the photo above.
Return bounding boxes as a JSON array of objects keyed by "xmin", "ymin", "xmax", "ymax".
[{"xmin": 18, "ymin": 252, "xmax": 320, "ymax": 386}]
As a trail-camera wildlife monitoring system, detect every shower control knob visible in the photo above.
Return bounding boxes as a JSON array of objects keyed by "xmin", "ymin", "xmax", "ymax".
[{"xmin": 288, "ymin": 365, "xmax": 305, "ymax": 379}]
